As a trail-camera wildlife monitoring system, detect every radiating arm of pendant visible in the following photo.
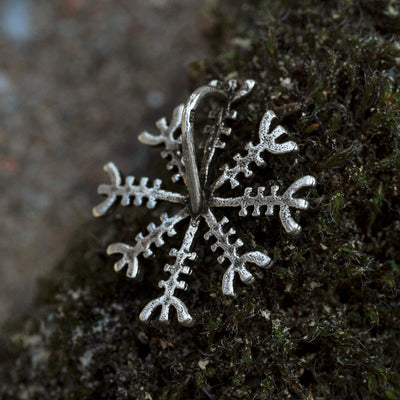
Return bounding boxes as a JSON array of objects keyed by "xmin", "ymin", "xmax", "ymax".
[
  {"xmin": 93, "ymin": 162, "xmax": 187, "ymax": 217},
  {"xmin": 203, "ymin": 209, "xmax": 271, "ymax": 296},
  {"xmin": 211, "ymin": 176, "xmax": 316, "ymax": 235},
  {"xmin": 139, "ymin": 216, "xmax": 200, "ymax": 326},
  {"xmin": 212, "ymin": 110, "xmax": 298, "ymax": 191},
  {"xmin": 138, "ymin": 104, "xmax": 186, "ymax": 183},
  {"xmin": 107, "ymin": 208, "xmax": 190, "ymax": 278}
]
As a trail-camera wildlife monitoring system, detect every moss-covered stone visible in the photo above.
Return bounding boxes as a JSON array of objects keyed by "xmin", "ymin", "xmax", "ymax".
[{"xmin": 1, "ymin": 0, "xmax": 400, "ymax": 399}]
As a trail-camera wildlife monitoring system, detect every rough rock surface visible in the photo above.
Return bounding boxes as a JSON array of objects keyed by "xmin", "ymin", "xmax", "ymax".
[
  {"xmin": 0, "ymin": 0, "xmax": 206, "ymax": 321},
  {"xmin": 1, "ymin": 0, "xmax": 400, "ymax": 399}
]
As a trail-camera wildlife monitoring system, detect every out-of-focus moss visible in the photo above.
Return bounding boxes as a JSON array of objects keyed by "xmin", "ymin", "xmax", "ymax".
[{"xmin": 1, "ymin": 0, "xmax": 400, "ymax": 399}]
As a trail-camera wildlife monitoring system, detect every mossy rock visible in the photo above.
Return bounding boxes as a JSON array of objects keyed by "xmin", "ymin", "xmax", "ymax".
[{"xmin": 1, "ymin": 0, "xmax": 400, "ymax": 399}]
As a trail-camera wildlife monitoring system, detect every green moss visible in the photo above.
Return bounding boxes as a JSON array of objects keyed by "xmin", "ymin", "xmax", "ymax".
[{"xmin": 1, "ymin": 0, "xmax": 400, "ymax": 399}]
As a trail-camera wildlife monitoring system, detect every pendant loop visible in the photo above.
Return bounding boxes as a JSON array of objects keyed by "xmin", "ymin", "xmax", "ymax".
[{"xmin": 181, "ymin": 85, "xmax": 227, "ymax": 214}]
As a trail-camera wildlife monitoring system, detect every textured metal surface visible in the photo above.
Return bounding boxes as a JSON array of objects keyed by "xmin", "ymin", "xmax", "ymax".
[{"xmin": 94, "ymin": 80, "xmax": 316, "ymax": 326}]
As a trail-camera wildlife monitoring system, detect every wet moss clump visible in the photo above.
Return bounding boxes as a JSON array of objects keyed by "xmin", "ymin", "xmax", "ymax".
[{"xmin": 1, "ymin": 0, "xmax": 400, "ymax": 399}]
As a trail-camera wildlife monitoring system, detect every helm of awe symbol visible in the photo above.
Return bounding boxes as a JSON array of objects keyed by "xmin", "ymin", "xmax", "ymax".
[{"xmin": 93, "ymin": 79, "xmax": 316, "ymax": 326}]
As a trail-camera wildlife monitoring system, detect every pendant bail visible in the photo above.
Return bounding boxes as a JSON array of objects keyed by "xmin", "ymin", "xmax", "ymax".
[{"xmin": 181, "ymin": 85, "xmax": 227, "ymax": 214}]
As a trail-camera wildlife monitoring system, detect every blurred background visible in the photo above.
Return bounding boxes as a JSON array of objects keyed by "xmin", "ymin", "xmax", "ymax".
[{"xmin": 0, "ymin": 0, "xmax": 207, "ymax": 321}]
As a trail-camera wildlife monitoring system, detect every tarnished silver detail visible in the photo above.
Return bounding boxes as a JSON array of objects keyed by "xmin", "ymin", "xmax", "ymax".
[
  {"xmin": 92, "ymin": 162, "xmax": 186, "ymax": 217},
  {"xmin": 107, "ymin": 208, "xmax": 189, "ymax": 278},
  {"xmin": 139, "ymin": 216, "xmax": 199, "ymax": 327},
  {"xmin": 94, "ymin": 79, "xmax": 316, "ymax": 326},
  {"xmin": 212, "ymin": 110, "xmax": 298, "ymax": 190},
  {"xmin": 211, "ymin": 175, "xmax": 317, "ymax": 235},
  {"xmin": 203, "ymin": 209, "xmax": 271, "ymax": 296},
  {"xmin": 139, "ymin": 105, "xmax": 185, "ymax": 183}
]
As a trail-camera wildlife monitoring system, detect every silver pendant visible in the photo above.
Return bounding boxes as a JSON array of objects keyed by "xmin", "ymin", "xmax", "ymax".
[{"xmin": 93, "ymin": 80, "xmax": 316, "ymax": 326}]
